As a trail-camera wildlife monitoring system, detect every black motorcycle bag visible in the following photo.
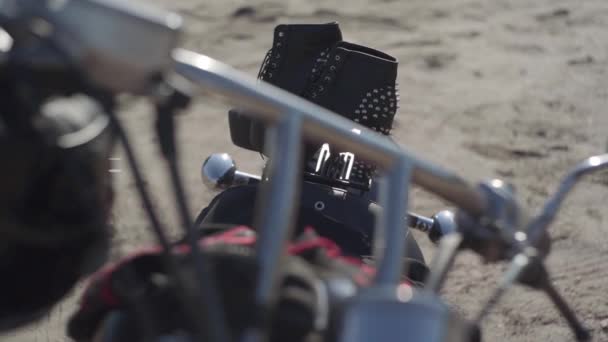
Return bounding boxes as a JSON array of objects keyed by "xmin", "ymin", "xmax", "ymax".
[{"xmin": 195, "ymin": 183, "xmax": 428, "ymax": 284}]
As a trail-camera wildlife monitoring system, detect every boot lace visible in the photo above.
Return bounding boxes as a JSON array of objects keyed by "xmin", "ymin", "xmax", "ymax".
[{"xmin": 257, "ymin": 30, "xmax": 286, "ymax": 82}]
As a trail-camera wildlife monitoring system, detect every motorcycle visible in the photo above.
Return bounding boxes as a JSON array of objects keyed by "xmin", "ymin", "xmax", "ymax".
[{"xmin": 0, "ymin": 1, "xmax": 605, "ymax": 341}]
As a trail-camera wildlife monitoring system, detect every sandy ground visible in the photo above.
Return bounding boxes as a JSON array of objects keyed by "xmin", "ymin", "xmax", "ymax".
[{"xmin": 3, "ymin": 0, "xmax": 608, "ymax": 341}]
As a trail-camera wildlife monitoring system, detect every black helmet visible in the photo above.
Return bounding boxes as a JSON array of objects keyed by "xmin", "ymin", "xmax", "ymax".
[{"xmin": 0, "ymin": 94, "xmax": 114, "ymax": 330}]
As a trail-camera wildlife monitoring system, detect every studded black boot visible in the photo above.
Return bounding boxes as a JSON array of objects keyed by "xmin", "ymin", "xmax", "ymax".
[
  {"xmin": 304, "ymin": 41, "xmax": 399, "ymax": 135},
  {"xmin": 229, "ymin": 23, "xmax": 343, "ymax": 152},
  {"xmin": 302, "ymin": 41, "xmax": 399, "ymax": 188}
]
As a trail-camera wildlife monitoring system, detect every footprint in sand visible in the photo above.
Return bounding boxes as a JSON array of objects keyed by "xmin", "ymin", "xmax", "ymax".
[{"xmin": 422, "ymin": 52, "xmax": 458, "ymax": 70}]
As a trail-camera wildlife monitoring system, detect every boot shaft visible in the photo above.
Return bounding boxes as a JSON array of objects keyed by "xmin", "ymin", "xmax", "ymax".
[
  {"xmin": 260, "ymin": 23, "xmax": 343, "ymax": 94},
  {"xmin": 231, "ymin": 23, "xmax": 343, "ymax": 152}
]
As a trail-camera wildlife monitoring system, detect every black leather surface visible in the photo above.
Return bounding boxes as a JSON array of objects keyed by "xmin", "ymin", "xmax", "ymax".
[{"xmin": 195, "ymin": 182, "xmax": 428, "ymax": 283}]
